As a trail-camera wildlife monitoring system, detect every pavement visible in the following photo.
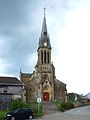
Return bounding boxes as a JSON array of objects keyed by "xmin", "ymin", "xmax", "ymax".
[
  {"xmin": 35, "ymin": 105, "xmax": 90, "ymax": 120},
  {"xmin": 43, "ymin": 101, "xmax": 58, "ymax": 115}
]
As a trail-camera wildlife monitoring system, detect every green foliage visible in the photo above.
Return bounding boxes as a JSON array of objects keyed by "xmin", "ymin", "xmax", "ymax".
[
  {"xmin": 25, "ymin": 102, "xmax": 43, "ymax": 117},
  {"xmin": 59, "ymin": 106, "xmax": 65, "ymax": 112},
  {"xmin": 9, "ymin": 98, "xmax": 23, "ymax": 111},
  {"xmin": 9, "ymin": 98, "xmax": 43, "ymax": 117},
  {"xmin": 0, "ymin": 111, "xmax": 7, "ymax": 120},
  {"xmin": 67, "ymin": 93, "xmax": 82, "ymax": 103},
  {"xmin": 0, "ymin": 102, "xmax": 43, "ymax": 119},
  {"xmin": 55, "ymin": 101, "xmax": 74, "ymax": 112},
  {"xmin": 55, "ymin": 101, "xmax": 61, "ymax": 110},
  {"xmin": 61, "ymin": 102, "xmax": 74, "ymax": 110}
]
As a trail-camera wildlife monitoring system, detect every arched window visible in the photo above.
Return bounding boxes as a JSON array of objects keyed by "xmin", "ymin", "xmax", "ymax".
[
  {"xmin": 44, "ymin": 50, "xmax": 46, "ymax": 63},
  {"xmin": 41, "ymin": 50, "xmax": 43, "ymax": 63},
  {"xmin": 48, "ymin": 51, "xmax": 49, "ymax": 63}
]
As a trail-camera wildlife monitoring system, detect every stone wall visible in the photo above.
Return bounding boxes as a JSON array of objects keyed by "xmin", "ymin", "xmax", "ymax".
[{"xmin": 54, "ymin": 79, "xmax": 66, "ymax": 102}]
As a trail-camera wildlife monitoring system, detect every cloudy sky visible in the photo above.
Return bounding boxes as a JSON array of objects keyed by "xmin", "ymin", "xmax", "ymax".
[{"xmin": 0, "ymin": 0, "xmax": 90, "ymax": 95}]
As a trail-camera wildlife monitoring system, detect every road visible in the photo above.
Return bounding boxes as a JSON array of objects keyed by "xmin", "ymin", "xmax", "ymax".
[{"xmin": 35, "ymin": 105, "xmax": 90, "ymax": 120}]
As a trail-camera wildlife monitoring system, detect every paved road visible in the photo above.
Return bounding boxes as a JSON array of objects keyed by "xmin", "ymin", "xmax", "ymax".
[{"xmin": 35, "ymin": 105, "xmax": 90, "ymax": 120}]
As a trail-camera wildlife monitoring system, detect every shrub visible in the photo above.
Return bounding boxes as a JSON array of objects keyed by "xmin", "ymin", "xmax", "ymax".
[
  {"xmin": 55, "ymin": 101, "xmax": 61, "ymax": 110},
  {"xmin": 9, "ymin": 98, "xmax": 23, "ymax": 111},
  {"xmin": 0, "ymin": 111, "xmax": 7, "ymax": 120},
  {"xmin": 60, "ymin": 106, "xmax": 65, "ymax": 112},
  {"xmin": 61, "ymin": 102, "xmax": 74, "ymax": 110},
  {"xmin": 26, "ymin": 102, "xmax": 43, "ymax": 116},
  {"xmin": 9, "ymin": 99, "xmax": 43, "ymax": 117},
  {"xmin": 55, "ymin": 101, "xmax": 74, "ymax": 112}
]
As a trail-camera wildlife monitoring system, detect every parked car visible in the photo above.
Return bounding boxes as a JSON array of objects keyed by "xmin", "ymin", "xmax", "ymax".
[{"xmin": 6, "ymin": 108, "xmax": 34, "ymax": 120}]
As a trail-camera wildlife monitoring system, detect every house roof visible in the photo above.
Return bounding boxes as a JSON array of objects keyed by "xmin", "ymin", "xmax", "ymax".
[
  {"xmin": 0, "ymin": 77, "xmax": 23, "ymax": 86},
  {"xmin": 55, "ymin": 79, "xmax": 66, "ymax": 85},
  {"xmin": 21, "ymin": 73, "xmax": 32, "ymax": 78},
  {"xmin": 85, "ymin": 93, "xmax": 90, "ymax": 99}
]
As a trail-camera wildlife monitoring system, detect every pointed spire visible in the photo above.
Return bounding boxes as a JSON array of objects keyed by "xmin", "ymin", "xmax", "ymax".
[
  {"xmin": 38, "ymin": 7, "xmax": 51, "ymax": 49},
  {"xmin": 41, "ymin": 6, "xmax": 47, "ymax": 34}
]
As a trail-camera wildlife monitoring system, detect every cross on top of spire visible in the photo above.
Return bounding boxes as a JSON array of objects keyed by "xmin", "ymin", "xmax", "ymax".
[
  {"xmin": 41, "ymin": 5, "xmax": 47, "ymax": 34},
  {"xmin": 44, "ymin": 5, "xmax": 46, "ymax": 16}
]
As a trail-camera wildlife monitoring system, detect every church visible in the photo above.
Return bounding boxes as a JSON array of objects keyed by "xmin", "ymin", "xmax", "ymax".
[{"xmin": 20, "ymin": 11, "xmax": 67, "ymax": 102}]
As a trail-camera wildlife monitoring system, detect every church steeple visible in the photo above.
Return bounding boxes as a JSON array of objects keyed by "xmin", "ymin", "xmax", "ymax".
[
  {"xmin": 38, "ymin": 8, "xmax": 51, "ymax": 64},
  {"xmin": 38, "ymin": 8, "xmax": 51, "ymax": 49}
]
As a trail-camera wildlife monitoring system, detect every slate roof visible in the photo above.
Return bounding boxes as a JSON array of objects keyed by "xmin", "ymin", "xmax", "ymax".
[
  {"xmin": 21, "ymin": 73, "xmax": 32, "ymax": 77},
  {"xmin": 55, "ymin": 79, "xmax": 66, "ymax": 85},
  {"xmin": 41, "ymin": 15, "xmax": 47, "ymax": 34},
  {"xmin": 0, "ymin": 77, "xmax": 23, "ymax": 85}
]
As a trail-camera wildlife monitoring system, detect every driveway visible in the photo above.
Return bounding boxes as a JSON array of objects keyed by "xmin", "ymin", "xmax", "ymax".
[{"xmin": 35, "ymin": 105, "xmax": 90, "ymax": 120}]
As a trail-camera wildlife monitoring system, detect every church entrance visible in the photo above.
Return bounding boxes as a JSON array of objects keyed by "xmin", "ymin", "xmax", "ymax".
[{"xmin": 43, "ymin": 92, "xmax": 49, "ymax": 101}]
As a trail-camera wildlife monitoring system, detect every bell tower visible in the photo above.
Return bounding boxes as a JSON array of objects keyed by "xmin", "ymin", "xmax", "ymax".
[
  {"xmin": 38, "ymin": 8, "xmax": 51, "ymax": 65},
  {"xmin": 35, "ymin": 8, "xmax": 55, "ymax": 101}
]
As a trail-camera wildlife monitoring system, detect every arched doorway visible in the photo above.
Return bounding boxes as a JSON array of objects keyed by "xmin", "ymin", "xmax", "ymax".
[{"xmin": 43, "ymin": 92, "xmax": 49, "ymax": 101}]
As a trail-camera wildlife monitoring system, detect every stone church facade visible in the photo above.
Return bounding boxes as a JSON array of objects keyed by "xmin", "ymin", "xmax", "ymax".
[{"xmin": 20, "ymin": 12, "xmax": 67, "ymax": 102}]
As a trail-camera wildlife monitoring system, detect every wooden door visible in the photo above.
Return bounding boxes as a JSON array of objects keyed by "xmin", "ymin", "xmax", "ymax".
[{"xmin": 43, "ymin": 92, "xmax": 49, "ymax": 101}]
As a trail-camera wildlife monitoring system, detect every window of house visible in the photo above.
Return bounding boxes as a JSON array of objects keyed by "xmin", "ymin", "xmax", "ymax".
[{"xmin": 3, "ymin": 86, "xmax": 8, "ymax": 93}]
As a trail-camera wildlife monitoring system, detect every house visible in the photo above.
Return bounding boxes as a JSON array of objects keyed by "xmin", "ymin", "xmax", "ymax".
[
  {"xmin": 82, "ymin": 93, "xmax": 90, "ymax": 104},
  {"xmin": 0, "ymin": 77, "xmax": 24, "ymax": 110}
]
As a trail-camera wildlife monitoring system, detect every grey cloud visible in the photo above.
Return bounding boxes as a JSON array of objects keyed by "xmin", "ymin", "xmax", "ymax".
[{"xmin": 0, "ymin": 0, "xmax": 71, "ymax": 76}]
